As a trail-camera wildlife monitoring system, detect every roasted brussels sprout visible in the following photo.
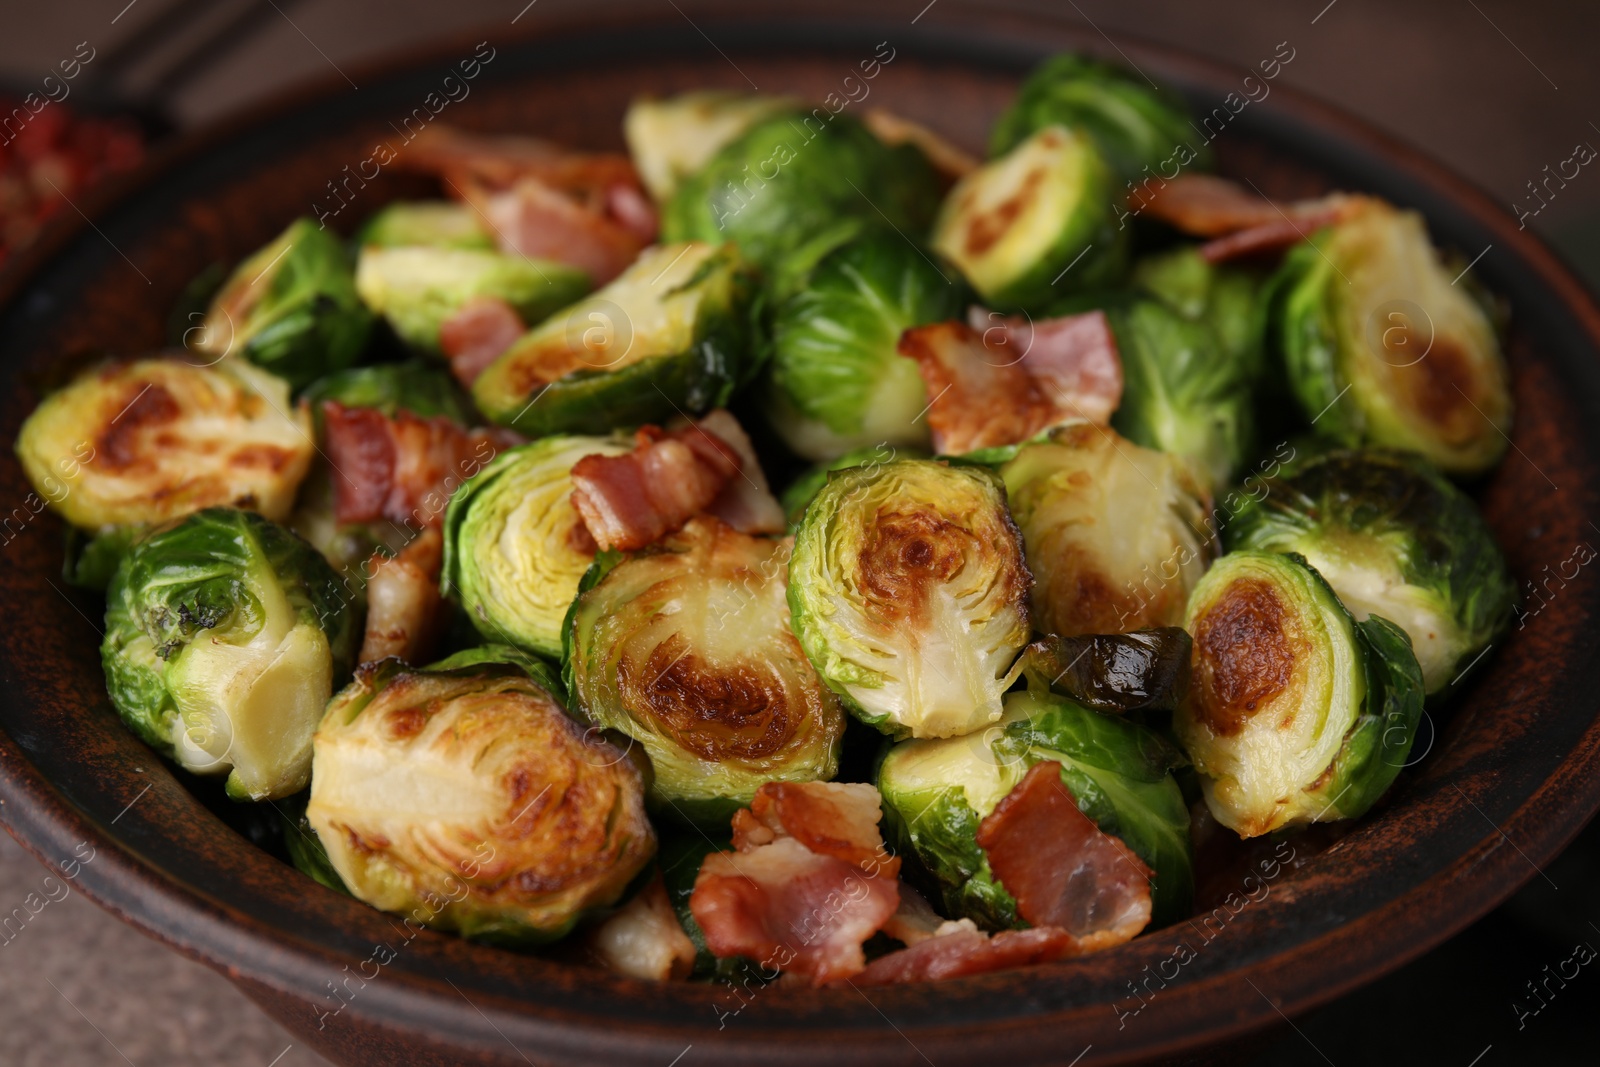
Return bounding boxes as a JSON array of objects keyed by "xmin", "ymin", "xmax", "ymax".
[
  {"xmin": 472, "ymin": 242, "xmax": 756, "ymax": 437},
  {"xmin": 661, "ymin": 110, "xmax": 941, "ymax": 268},
  {"xmin": 1018, "ymin": 628, "xmax": 1192, "ymax": 713},
  {"xmin": 101, "ymin": 507, "xmax": 356, "ymax": 801},
  {"xmin": 989, "ymin": 53, "xmax": 1212, "ymax": 184},
  {"xmin": 278, "ymin": 791, "xmax": 349, "ymax": 894},
  {"xmin": 877, "ymin": 686, "xmax": 1192, "ymax": 928},
  {"xmin": 306, "ymin": 652, "xmax": 654, "ymax": 943},
  {"xmin": 302, "ymin": 359, "xmax": 476, "ymax": 426},
  {"xmin": 357, "ymin": 200, "xmax": 494, "ymax": 250},
  {"xmin": 354, "ymin": 245, "xmax": 588, "ymax": 356},
  {"xmin": 1131, "ymin": 245, "xmax": 1262, "ymax": 367},
  {"xmin": 624, "ymin": 91, "xmax": 796, "ymax": 202},
  {"xmin": 765, "ymin": 230, "xmax": 968, "ymax": 461},
  {"xmin": 196, "ymin": 218, "xmax": 374, "ymax": 391},
  {"xmin": 443, "ymin": 433, "xmax": 633, "ymax": 658},
  {"xmin": 930, "ymin": 125, "xmax": 1125, "ymax": 309},
  {"xmin": 1224, "ymin": 449, "xmax": 1514, "ymax": 698},
  {"xmin": 62, "ymin": 525, "xmax": 141, "ymax": 590},
  {"xmin": 1269, "ymin": 199, "xmax": 1512, "ymax": 475},
  {"xmin": 788, "ymin": 459, "xmax": 1032, "ymax": 739},
  {"xmin": 16, "ymin": 357, "xmax": 314, "ymax": 530},
  {"xmin": 565, "ymin": 517, "xmax": 845, "ymax": 822},
  {"xmin": 1174, "ymin": 550, "xmax": 1425, "ymax": 837},
  {"xmin": 1000, "ymin": 422, "xmax": 1211, "ymax": 636},
  {"xmin": 778, "ymin": 443, "xmax": 923, "ymax": 532}
]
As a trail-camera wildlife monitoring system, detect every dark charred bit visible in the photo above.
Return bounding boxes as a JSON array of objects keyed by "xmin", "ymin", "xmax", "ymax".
[
  {"xmin": 857, "ymin": 507, "xmax": 969, "ymax": 626},
  {"xmin": 97, "ymin": 381, "xmax": 180, "ymax": 469},
  {"xmin": 1192, "ymin": 578, "xmax": 1296, "ymax": 737},
  {"xmin": 964, "ymin": 166, "xmax": 1045, "ymax": 257}
]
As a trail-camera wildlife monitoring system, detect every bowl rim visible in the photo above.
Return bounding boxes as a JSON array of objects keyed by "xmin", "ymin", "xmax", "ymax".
[{"xmin": 3, "ymin": 4, "xmax": 1600, "ymax": 1065}]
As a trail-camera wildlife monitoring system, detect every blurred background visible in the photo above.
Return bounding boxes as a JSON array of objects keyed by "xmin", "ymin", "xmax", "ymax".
[{"xmin": 2, "ymin": 1, "xmax": 1598, "ymax": 1064}]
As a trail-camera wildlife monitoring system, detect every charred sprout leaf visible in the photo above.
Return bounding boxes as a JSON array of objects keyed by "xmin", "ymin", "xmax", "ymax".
[
  {"xmin": 931, "ymin": 125, "xmax": 1126, "ymax": 309},
  {"xmin": 1000, "ymin": 423, "xmax": 1212, "ymax": 636},
  {"xmin": 357, "ymin": 200, "xmax": 495, "ymax": 250},
  {"xmin": 355, "ymin": 245, "xmax": 588, "ymax": 356},
  {"xmin": 1224, "ymin": 448, "xmax": 1514, "ymax": 698},
  {"xmin": 661, "ymin": 110, "xmax": 941, "ymax": 269},
  {"xmin": 472, "ymin": 242, "xmax": 757, "ymax": 437},
  {"xmin": 443, "ymin": 434, "xmax": 633, "ymax": 659},
  {"xmin": 565, "ymin": 518, "xmax": 845, "ymax": 824},
  {"xmin": 765, "ymin": 230, "xmax": 969, "ymax": 462},
  {"xmin": 302, "ymin": 359, "xmax": 476, "ymax": 426},
  {"xmin": 1268, "ymin": 200, "xmax": 1511, "ymax": 475},
  {"xmin": 877, "ymin": 687, "xmax": 1192, "ymax": 929},
  {"xmin": 778, "ymin": 443, "xmax": 927, "ymax": 533},
  {"xmin": 624, "ymin": 91, "xmax": 797, "ymax": 203},
  {"xmin": 306, "ymin": 653, "xmax": 655, "ymax": 944},
  {"xmin": 788, "ymin": 459, "xmax": 1032, "ymax": 739},
  {"xmin": 102, "ymin": 507, "xmax": 356, "ymax": 801},
  {"xmin": 1018, "ymin": 628, "xmax": 1192, "ymax": 713},
  {"xmin": 1174, "ymin": 550, "xmax": 1425, "ymax": 837},
  {"xmin": 196, "ymin": 218, "xmax": 374, "ymax": 391},
  {"xmin": 989, "ymin": 53, "xmax": 1212, "ymax": 184},
  {"xmin": 16, "ymin": 357, "xmax": 314, "ymax": 530}
]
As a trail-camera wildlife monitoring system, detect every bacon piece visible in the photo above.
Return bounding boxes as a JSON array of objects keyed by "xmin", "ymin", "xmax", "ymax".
[
  {"xmin": 399, "ymin": 125, "xmax": 642, "ymax": 199},
  {"xmin": 900, "ymin": 310, "xmax": 1122, "ymax": 455},
  {"xmin": 358, "ymin": 527, "xmax": 445, "ymax": 665},
  {"xmin": 322, "ymin": 402, "xmax": 508, "ymax": 528},
  {"xmin": 854, "ymin": 925, "xmax": 1080, "ymax": 985},
  {"xmin": 1133, "ymin": 174, "xmax": 1362, "ymax": 262},
  {"xmin": 863, "ymin": 108, "xmax": 979, "ymax": 183},
  {"xmin": 481, "ymin": 178, "xmax": 648, "ymax": 286},
  {"xmin": 439, "ymin": 296, "xmax": 525, "ymax": 387},
  {"xmin": 586, "ymin": 874, "xmax": 697, "ymax": 982},
  {"xmin": 690, "ymin": 410, "xmax": 785, "ymax": 537},
  {"xmin": 691, "ymin": 781, "xmax": 900, "ymax": 986},
  {"xmin": 881, "ymin": 883, "xmax": 976, "ymax": 946},
  {"xmin": 977, "ymin": 761, "xmax": 1153, "ymax": 951},
  {"xmin": 1199, "ymin": 207, "xmax": 1345, "ymax": 263}
]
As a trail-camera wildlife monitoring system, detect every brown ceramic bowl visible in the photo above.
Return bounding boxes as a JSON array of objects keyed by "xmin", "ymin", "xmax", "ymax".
[{"xmin": 3, "ymin": 5, "xmax": 1599, "ymax": 1065}]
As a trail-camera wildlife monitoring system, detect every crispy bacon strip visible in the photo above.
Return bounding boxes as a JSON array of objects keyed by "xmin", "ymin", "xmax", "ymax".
[
  {"xmin": 358, "ymin": 527, "xmax": 445, "ymax": 665},
  {"xmin": 899, "ymin": 310, "xmax": 1122, "ymax": 455},
  {"xmin": 322, "ymin": 402, "xmax": 510, "ymax": 528},
  {"xmin": 691, "ymin": 782, "xmax": 900, "ymax": 986},
  {"xmin": 480, "ymin": 178, "xmax": 649, "ymax": 286},
  {"xmin": 977, "ymin": 761, "xmax": 1153, "ymax": 951},
  {"xmin": 854, "ymin": 925, "xmax": 1080, "ymax": 985},
  {"xmin": 1133, "ymin": 174, "xmax": 1361, "ymax": 262},
  {"xmin": 586, "ymin": 874, "xmax": 697, "ymax": 982},
  {"xmin": 1198, "ymin": 208, "xmax": 1345, "ymax": 263},
  {"xmin": 439, "ymin": 296, "xmax": 525, "ymax": 387}
]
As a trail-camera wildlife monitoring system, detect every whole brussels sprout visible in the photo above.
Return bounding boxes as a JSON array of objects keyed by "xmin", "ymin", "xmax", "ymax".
[
  {"xmin": 661, "ymin": 110, "xmax": 941, "ymax": 268},
  {"xmin": 931, "ymin": 125, "xmax": 1126, "ymax": 309},
  {"xmin": 472, "ymin": 242, "xmax": 757, "ymax": 437},
  {"xmin": 877, "ymin": 685, "xmax": 1193, "ymax": 929},
  {"xmin": 196, "ymin": 218, "xmax": 374, "ymax": 391},
  {"xmin": 443, "ymin": 433, "xmax": 633, "ymax": 659},
  {"xmin": 1000, "ymin": 422, "xmax": 1212, "ymax": 637},
  {"xmin": 357, "ymin": 200, "xmax": 494, "ymax": 250},
  {"xmin": 1224, "ymin": 449, "xmax": 1514, "ymax": 699},
  {"xmin": 1174, "ymin": 550, "xmax": 1425, "ymax": 837},
  {"xmin": 306, "ymin": 651, "xmax": 654, "ymax": 943},
  {"xmin": 102, "ymin": 507, "xmax": 356, "ymax": 801},
  {"xmin": 1267, "ymin": 199, "xmax": 1512, "ymax": 475},
  {"xmin": 765, "ymin": 230, "xmax": 969, "ymax": 462},
  {"xmin": 1131, "ymin": 245, "xmax": 1263, "ymax": 367},
  {"xmin": 624, "ymin": 91, "xmax": 797, "ymax": 203},
  {"xmin": 355, "ymin": 245, "xmax": 589, "ymax": 357},
  {"xmin": 565, "ymin": 517, "xmax": 846, "ymax": 824},
  {"xmin": 779, "ymin": 443, "xmax": 926, "ymax": 532},
  {"xmin": 302, "ymin": 359, "xmax": 476, "ymax": 426},
  {"xmin": 989, "ymin": 53, "xmax": 1212, "ymax": 184},
  {"xmin": 788, "ymin": 458, "xmax": 1032, "ymax": 739}
]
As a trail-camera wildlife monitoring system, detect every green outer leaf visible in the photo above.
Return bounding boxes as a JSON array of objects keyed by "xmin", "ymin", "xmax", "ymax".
[
  {"xmin": 1272, "ymin": 236, "xmax": 1359, "ymax": 444},
  {"xmin": 1311, "ymin": 614, "xmax": 1425, "ymax": 820},
  {"xmin": 426, "ymin": 643, "xmax": 569, "ymax": 705},
  {"xmin": 63, "ymin": 524, "xmax": 142, "ymax": 591},
  {"xmin": 778, "ymin": 443, "xmax": 927, "ymax": 533},
  {"xmin": 277, "ymin": 792, "xmax": 351, "ymax": 895},
  {"xmin": 302, "ymin": 359, "xmax": 476, "ymax": 425}
]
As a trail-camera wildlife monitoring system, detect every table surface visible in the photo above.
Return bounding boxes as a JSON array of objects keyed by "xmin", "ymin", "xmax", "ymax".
[{"xmin": 3, "ymin": 2, "xmax": 1599, "ymax": 1065}]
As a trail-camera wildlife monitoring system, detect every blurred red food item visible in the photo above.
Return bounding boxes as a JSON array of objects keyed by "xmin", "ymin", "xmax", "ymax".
[{"xmin": 0, "ymin": 98, "xmax": 143, "ymax": 268}]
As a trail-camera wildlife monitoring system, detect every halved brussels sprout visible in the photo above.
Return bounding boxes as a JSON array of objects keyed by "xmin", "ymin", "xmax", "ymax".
[
  {"xmin": 989, "ymin": 53, "xmax": 1212, "ymax": 183},
  {"xmin": 788, "ymin": 459, "xmax": 1031, "ymax": 739},
  {"xmin": 624, "ymin": 91, "xmax": 796, "ymax": 203},
  {"xmin": 306, "ymin": 652, "xmax": 654, "ymax": 943},
  {"xmin": 661, "ymin": 110, "xmax": 940, "ymax": 268},
  {"xmin": 1174, "ymin": 550, "xmax": 1425, "ymax": 837},
  {"xmin": 565, "ymin": 517, "xmax": 845, "ymax": 823},
  {"xmin": 302, "ymin": 359, "xmax": 476, "ymax": 426},
  {"xmin": 1225, "ymin": 449, "xmax": 1514, "ymax": 698},
  {"xmin": 354, "ymin": 245, "xmax": 589, "ymax": 356},
  {"xmin": 1000, "ymin": 422, "xmax": 1211, "ymax": 636},
  {"xmin": 16, "ymin": 356, "xmax": 314, "ymax": 530},
  {"xmin": 472, "ymin": 242, "xmax": 756, "ymax": 437},
  {"xmin": 196, "ymin": 218, "xmax": 374, "ymax": 391},
  {"xmin": 357, "ymin": 200, "xmax": 494, "ymax": 250},
  {"xmin": 443, "ymin": 433, "xmax": 633, "ymax": 658},
  {"xmin": 102, "ymin": 507, "xmax": 356, "ymax": 801},
  {"xmin": 931, "ymin": 125, "xmax": 1125, "ymax": 309},
  {"xmin": 1269, "ymin": 200, "xmax": 1512, "ymax": 475},
  {"xmin": 877, "ymin": 686, "xmax": 1192, "ymax": 928},
  {"xmin": 765, "ymin": 230, "xmax": 968, "ymax": 462},
  {"xmin": 779, "ymin": 443, "xmax": 925, "ymax": 532}
]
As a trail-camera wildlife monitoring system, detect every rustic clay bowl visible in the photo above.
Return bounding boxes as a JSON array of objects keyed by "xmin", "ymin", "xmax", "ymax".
[{"xmin": 3, "ymin": 5, "xmax": 1599, "ymax": 1065}]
